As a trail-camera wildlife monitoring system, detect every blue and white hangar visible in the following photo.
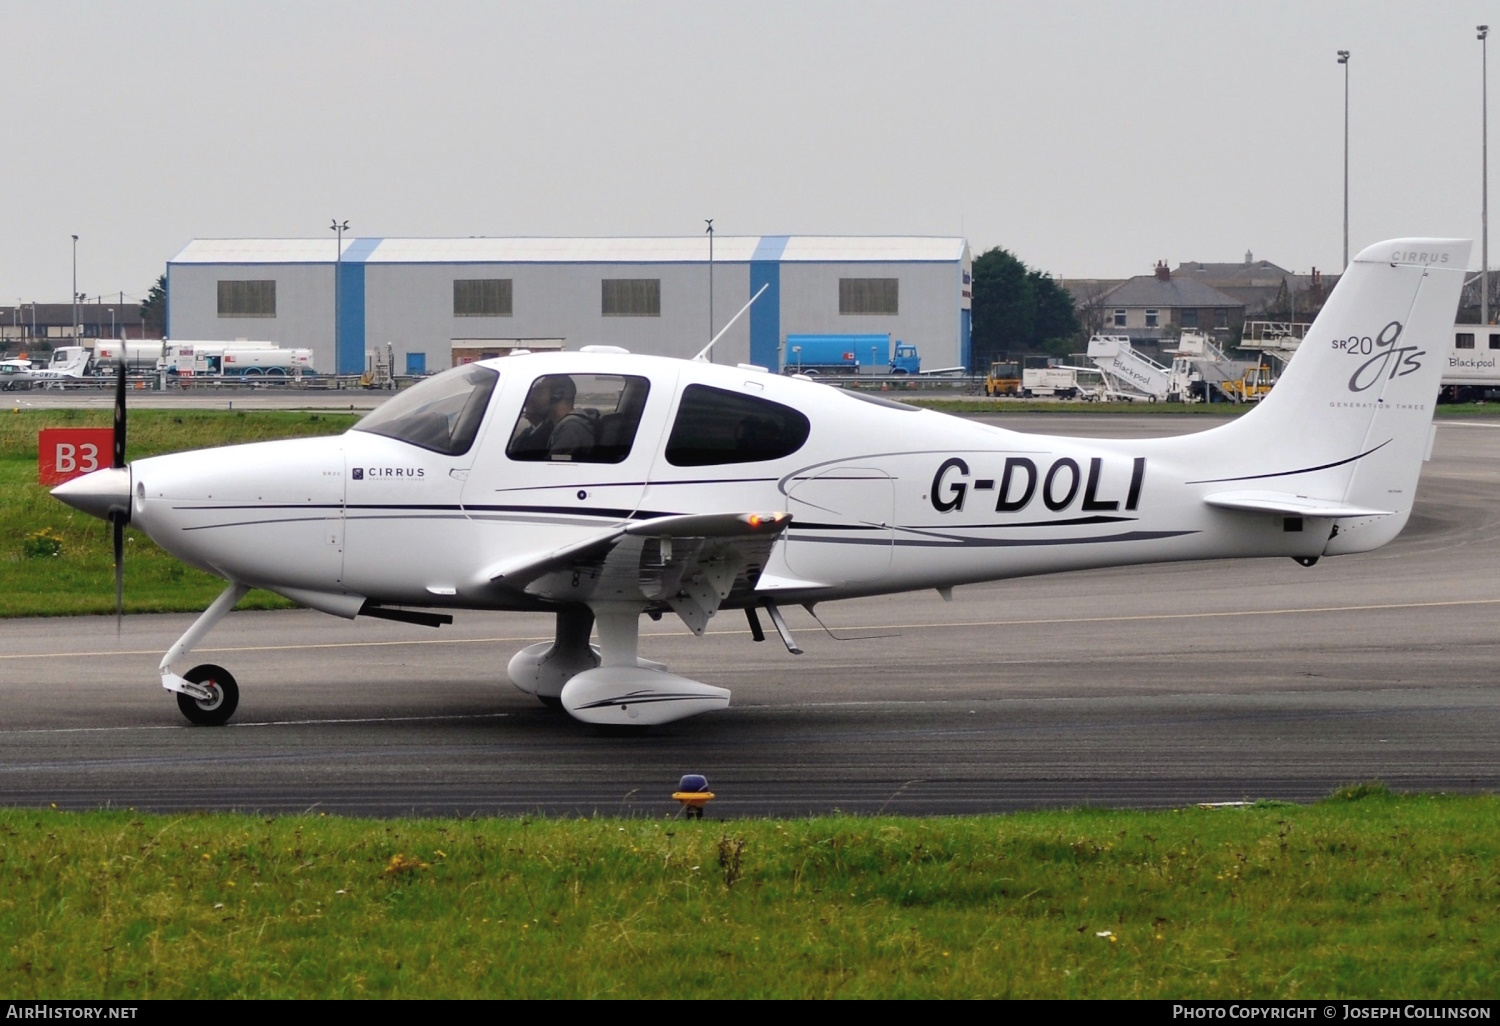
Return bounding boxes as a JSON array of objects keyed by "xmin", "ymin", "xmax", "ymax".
[{"xmin": 165, "ymin": 235, "xmax": 972, "ymax": 375}]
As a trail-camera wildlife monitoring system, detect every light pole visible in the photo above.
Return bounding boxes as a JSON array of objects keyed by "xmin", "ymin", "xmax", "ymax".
[
  {"xmin": 1338, "ymin": 50, "xmax": 1350, "ymax": 271},
  {"xmin": 704, "ymin": 218, "xmax": 715, "ymax": 359},
  {"xmin": 108, "ymin": 308, "xmax": 115, "ymax": 339},
  {"xmin": 331, "ymin": 219, "xmax": 348, "ymax": 369},
  {"xmin": 1481, "ymin": 26, "xmax": 1490, "ymax": 325},
  {"xmin": 71, "ymin": 235, "xmax": 78, "ymax": 342}
]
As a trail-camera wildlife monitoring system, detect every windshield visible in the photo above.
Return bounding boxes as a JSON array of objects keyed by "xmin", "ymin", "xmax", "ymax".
[{"xmin": 353, "ymin": 364, "xmax": 499, "ymax": 455}]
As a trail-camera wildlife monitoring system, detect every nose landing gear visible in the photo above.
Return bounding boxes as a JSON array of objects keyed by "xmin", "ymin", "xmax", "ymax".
[
  {"xmin": 161, "ymin": 583, "xmax": 249, "ymax": 726},
  {"xmin": 175, "ymin": 664, "xmax": 240, "ymax": 726}
]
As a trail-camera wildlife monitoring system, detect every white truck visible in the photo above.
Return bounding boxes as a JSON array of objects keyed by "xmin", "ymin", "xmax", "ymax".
[
  {"xmin": 158, "ymin": 340, "xmax": 314, "ymax": 378},
  {"xmin": 93, "ymin": 339, "xmax": 167, "ymax": 373},
  {"xmin": 1021, "ymin": 356, "xmax": 1103, "ymax": 399},
  {"xmin": 1442, "ymin": 324, "xmax": 1500, "ymax": 401}
]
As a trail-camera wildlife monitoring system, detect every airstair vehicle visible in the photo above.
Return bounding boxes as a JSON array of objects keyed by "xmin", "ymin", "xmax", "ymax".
[
  {"xmin": 1167, "ymin": 331, "xmax": 1263, "ymax": 403},
  {"xmin": 1085, "ymin": 334, "xmax": 1197, "ymax": 402}
]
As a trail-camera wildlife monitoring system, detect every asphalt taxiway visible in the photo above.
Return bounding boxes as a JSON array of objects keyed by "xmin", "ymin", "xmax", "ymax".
[{"xmin": 1, "ymin": 413, "xmax": 1497, "ymax": 817}]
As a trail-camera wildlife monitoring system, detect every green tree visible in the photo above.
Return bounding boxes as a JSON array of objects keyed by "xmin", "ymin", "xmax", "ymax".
[
  {"xmin": 141, "ymin": 274, "xmax": 167, "ymax": 337},
  {"xmin": 970, "ymin": 248, "xmax": 1080, "ymax": 368}
]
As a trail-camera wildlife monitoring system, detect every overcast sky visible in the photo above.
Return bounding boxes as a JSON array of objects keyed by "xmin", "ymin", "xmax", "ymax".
[{"xmin": 2, "ymin": 0, "xmax": 1496, "ymax": 305}]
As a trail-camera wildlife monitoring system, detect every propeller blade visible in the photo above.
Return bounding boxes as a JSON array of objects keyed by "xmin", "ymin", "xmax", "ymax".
[
  {"xmin": 112, "ymin": 514, "xmax": 124, "ymax": 634},
  {"xmin": 113, "ymin": 354, "xmax": 126, "ymax": 468}
]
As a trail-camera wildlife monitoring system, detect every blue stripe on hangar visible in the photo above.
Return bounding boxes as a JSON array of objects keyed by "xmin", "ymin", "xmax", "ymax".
[
  {"xmin": 749, "ymin": 235, "xmax": 788, "ymax": 372},
  {"xmin": 337, "ymin": 238, "xmax": 382, "ymax": 374}
]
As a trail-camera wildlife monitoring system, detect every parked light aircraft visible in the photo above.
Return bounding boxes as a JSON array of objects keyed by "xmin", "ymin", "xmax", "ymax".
[{"xmin": 53, "ymin": 238, "xmax": 1468, "ymax": 728}]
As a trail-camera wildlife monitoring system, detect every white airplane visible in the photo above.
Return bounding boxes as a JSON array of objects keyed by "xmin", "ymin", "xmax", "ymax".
[
  {"xmin": 29, "ymin": 346, "xmax": 95, "ymax": 385},
  {"xmin": 0, "ymin": 358, "xmax": 35, "ymax": 391},
  {"xmin": 53, "ymin": 238, "xmax": 1468, "ymax": 729}
]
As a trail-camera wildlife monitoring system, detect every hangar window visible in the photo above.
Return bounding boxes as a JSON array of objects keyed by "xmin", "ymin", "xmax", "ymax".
[
  {"xmin": 454, "ymin": 279, "xmax": 513, "ymax": 317},
  {"xmin": 602, "ymin": 279, "xmax": 661, "ymax": 317},
  {"xmin": 1456, "ymin": 332, "xmax": 1475, "ymax": 350},
  {"xmin": 839, "ymin": 278, "xmax": 899, "ymax": 315},
  {"xmin": 665, "ymin": 384, "xmax": 810, "ymax": 466},
  {"xmin": 353, "ymin": 363, "xmax": 498, "ymax": 456},
  {"xmin": 507, "ymin": 374, "xmax": 651, "ymax": 464},
  {"xmin": 217, "ymin": 280, "xmax": 276, "ymax": 318}
]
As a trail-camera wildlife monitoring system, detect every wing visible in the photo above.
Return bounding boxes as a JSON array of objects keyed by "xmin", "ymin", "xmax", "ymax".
[{"xmin": 482, "ymin": 512, "xmax": 794, "ymax": 634}]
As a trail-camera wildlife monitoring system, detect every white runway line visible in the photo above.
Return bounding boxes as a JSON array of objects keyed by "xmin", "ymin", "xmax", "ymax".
[{"xmin": 5, "ymin": 595, "xmax": 1500, "ymax": 662}]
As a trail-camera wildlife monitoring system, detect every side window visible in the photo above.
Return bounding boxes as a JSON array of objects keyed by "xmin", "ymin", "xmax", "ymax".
[
  {"xmin": 665, "ymin": 384, "xmax": 810, "ymax": 466},
  {"xmin": 507, "ymin": 373, "xmax": 650, "ymax": 464},
  {"xmin": 1456, "ymin": 333, "xmax": 1476, "ymax": 350}
]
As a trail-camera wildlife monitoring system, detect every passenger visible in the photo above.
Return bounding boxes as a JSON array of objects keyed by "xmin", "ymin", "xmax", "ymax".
[{"xmin": 512, "ymin": 375, "xmax": 596, "ymax": 459}]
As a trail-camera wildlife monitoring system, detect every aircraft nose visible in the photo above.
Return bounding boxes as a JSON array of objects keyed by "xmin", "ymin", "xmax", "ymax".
[{"xmin": 51, "ymin": 466, "xmax": 131, "ymax": 522}]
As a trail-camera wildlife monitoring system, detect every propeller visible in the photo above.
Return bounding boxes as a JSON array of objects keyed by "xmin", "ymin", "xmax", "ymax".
[{"xmin": 108, "ymin": 354, "xmax": 128, "ymax": 632}]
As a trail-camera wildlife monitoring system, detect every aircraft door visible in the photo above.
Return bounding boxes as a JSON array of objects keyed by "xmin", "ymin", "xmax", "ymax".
[
  {"xmin": 460, "ymin": 368, "xmax": 676, "ymax": 549},
  {"xmin": 784, "ymin": 465, "xmax": 895, "ymax": 583}
]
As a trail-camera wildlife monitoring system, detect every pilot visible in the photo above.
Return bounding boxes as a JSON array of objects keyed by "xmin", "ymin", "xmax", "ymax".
[{"xmin": 513, "ymin": 374, "xmax": 596, "ymax": 459}]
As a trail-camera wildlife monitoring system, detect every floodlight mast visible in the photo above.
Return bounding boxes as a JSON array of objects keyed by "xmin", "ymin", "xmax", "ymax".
[
  {"xmin": 331, "ymin": 219, "xmax": 349, "ymax": 370},
  {"xmin": 1338, "ymin": 50, "xmax": 1350, "ymax": 271},
  {"xmin": 1481, "ymin": 26, "xmax": 1490, "ymax": 325}
]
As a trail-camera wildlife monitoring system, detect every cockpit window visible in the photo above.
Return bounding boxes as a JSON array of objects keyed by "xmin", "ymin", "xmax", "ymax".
[
  {"xmin": 353, "ymin": 364, "xmax": 499, "ymax": 455},
  {"xmin": 665, "ymin": 384, "xmax": 810, "ymax": 466}
]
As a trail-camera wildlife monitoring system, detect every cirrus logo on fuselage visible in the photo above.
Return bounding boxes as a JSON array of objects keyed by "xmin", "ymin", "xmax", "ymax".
[
  {"xmin": 1330, "ymin": 320, "xmax": 1422, "ymax": 392},
  {"xmin": 931, "ymin": 455, "xmax": 1146, "ymax": 514},
  {"xmin": 352, "ymin": 466, "xmax": 426, "ymax": 481}
]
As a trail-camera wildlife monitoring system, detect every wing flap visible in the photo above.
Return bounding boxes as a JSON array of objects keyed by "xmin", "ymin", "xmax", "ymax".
[
  {"xmin": 1203, "ymin": 490, "xmax": 1394, "ymax": 519},
  {"xmin": 481, "ymin": 512, "xmax": 794, "ymax": 610}
]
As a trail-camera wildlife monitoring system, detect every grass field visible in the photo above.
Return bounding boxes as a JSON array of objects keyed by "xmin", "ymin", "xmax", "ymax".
[
  {"xmin": 1, "ymin": 786, "xmax": 1495, "ymax": 999},
  {"xmin": 0, "ymin": 409, "xmax": 358, "ymax": 617}
]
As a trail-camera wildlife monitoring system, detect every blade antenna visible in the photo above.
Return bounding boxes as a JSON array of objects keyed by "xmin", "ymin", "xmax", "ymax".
[{"xmin": 692, "ymin": 283, "xmax": 768, "ymax": 362}]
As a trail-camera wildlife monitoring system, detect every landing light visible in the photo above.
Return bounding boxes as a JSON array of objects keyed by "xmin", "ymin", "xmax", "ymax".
[{"xmin": 672, "ymin": 774, "xmax": 714, "ymax": 819}]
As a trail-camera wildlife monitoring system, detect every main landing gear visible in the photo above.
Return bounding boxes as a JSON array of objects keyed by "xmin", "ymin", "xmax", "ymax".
[
  {"xmin": 161, "ymin": 583, "xmax": 248, "ymax": 726},
  {"xmin": 507, "ymin": 602, "xmax": 729, "ymax": 727}
]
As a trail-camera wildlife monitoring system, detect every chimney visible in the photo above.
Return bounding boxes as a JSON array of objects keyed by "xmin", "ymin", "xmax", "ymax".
[{"xmin": 1155, "ymin": 260, "xmax": 1170, "ymax": 282}]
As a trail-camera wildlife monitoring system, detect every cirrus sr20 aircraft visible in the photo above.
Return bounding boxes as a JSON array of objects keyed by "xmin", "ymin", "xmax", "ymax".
[{"xmin": 53, "ymin": 238, "xmax": 1468, "ymax": 729}]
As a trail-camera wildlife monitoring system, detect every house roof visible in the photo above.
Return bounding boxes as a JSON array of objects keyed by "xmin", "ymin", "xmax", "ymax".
[
  {"xmin": 1175, "ymin": 259, "xmax": 1297, "ymax": 287},
  {"xmin": 1098, "ymin": 275, "xmax": 1244, "ymax": 309}
]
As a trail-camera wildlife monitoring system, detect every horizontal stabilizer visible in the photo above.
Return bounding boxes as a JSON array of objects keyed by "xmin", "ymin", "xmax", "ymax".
[{"xmin": 1203, "ymin": 490, "xmax": 1393, "ymax": 519}]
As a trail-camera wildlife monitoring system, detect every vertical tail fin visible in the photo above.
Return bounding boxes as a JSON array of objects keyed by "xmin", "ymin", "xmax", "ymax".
[{"xmin": 1211, "ymin": 239, "xmax": 1469, "ymax": 553}]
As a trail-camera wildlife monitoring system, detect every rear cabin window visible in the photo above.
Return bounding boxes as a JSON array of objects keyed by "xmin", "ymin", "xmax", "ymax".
[
  {"xmin": 506, "ymin": 374, "xmax": 650, "ymax": 464},
  {"xmin": 665, "ymin": 384, "xmax": 810, "ymax": 466},
  {"xmin": 353, "ymin": 364, "xmax": 498, "ymax": 456}
]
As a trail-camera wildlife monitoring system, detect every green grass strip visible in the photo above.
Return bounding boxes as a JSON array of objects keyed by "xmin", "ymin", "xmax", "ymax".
[
  {"xmin": 1, "ymin": 787, "xmax": 1496, "ymax": 998},
  {"xmin": 0, "ymin": 410, "xmax": 357, "ymax": 617}
]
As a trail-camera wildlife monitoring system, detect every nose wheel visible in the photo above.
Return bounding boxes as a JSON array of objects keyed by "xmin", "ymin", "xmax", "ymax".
[{"xmin": 175, "ymin": 664, "xmax": 239, "ymax": 726}]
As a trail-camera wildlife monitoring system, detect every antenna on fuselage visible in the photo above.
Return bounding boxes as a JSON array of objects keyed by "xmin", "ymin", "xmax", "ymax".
[{"xmin": 692, "ymin": 283, "xmax": 769, "ymax": 363}]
